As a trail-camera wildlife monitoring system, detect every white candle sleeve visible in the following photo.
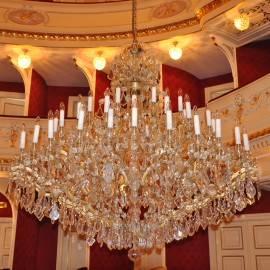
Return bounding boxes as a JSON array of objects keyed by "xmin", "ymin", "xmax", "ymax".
[
  {"xmin": 243, "ymin": 133, "xmax": 250, "ymax": 151},
  {"xmin": 178, "ymin": 96, "xmax": 183, "ymax": 111},
  {"xmin": 164, "ymin": 96, "xmax": 170, "ymax": 113},
  {"xmin": 151, "ymin": 87, "xmax": 156, "ymax": 102},
  {"xmin": 115, "ymin": 87, "xmax": 121, "ymax": 103},
  {"xmin": 211, "ymin": 118, "xmax": 216, "ymax": 132},
  {"xmin": 166, "ymin": 110, "xmax": 173, "ymax": 130},
  {"xmin": 88, "ymin": 96, "xmax": 93, "ymax": 112},
  {"xmin": 206, "ymin": 110, "xmax": 211, "ymax": 127},
  {"xmin": 215, "ymin": 118, "xmax": 221, "ymax": 138},
  {"xmin": 185, "ymin": 101, "xmax": 192, "ymax": 119},
  {"xmin": 108, "ymin": 108, "xmax": 114, "ymax": 128},
  {"xmin": 77, "ymin": 110, "xmax": 85, "ymax": 130},
  {"xmin": 48, "ymin": 119, "xmax": 54, "ymax": 139},
  {"xmin": 53, "ymin": 118, "xmax": 58, "ymax": 132},
  {"xmin": 20, "ymin": 131, "xmax": 26, "ymax": 149},
  {"xmin": 59, "ymin": 109, "xmax": 65, "ymax": 127},
  {"xmin": 183, "ymin": 109, "xmax": 187, "ymax": 118},
  {"xmin": 234, "ymin": 126, "xmax": 241, "ymax": 144},
  {"xmin": 77, "ymin": 102, "xmax": 81, "ymax": 119},
  {"xmin": 132, "ymin": 107, "xmax": 138, "ymax": 127},
  {"xmin": 104, "ymin": 95, "xmax": 110, "ymax": 113},
  {"xmin": 33, "ymin": 125, "xmax": 40, "ymax": 143},
  {"xmin": 194, "ymin": 115, "xmax": 201, "ymax": 135},
  {"xmin": 145, "ymin": 124, "xmax": 150, "ymax": 137},
  {"xmin": 132, "ymin": 94, "xmax": 137, "ymax": 104}
]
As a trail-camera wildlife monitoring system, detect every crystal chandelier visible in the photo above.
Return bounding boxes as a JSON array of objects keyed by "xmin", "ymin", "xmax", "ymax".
[{"xmin": 7, "ymin": 0, "xmax": 260, "ymax": 262}]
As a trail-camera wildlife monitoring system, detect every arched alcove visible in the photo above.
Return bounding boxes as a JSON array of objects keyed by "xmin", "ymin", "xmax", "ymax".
[{"xmin": 0, "ymin": 178, "xmax": 18, "ymax": 270}]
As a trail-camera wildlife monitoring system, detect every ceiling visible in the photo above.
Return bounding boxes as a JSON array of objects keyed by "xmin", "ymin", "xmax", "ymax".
[{"xmin": 0, "ymin": 0, "xmax": 270, "ymax": 87}]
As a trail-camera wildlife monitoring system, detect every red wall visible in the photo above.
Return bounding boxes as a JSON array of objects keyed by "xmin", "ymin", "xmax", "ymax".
[
  {"xmin": 90, "ymin": 243, "xmax": 133, "ymax": 270},
  {"xmin": 0, "ymin": 193, "xmax": 12, "ymax": 218},
  {"xmin": 28, "ymin": 70, "xmax": 48, "ymax": 118},
  {"xmin": 162, "ymin": 64, "xmax": 202, "ymax": 111},
  {"xmin": 166, "ymin": 189, "xmax": 270, "ymax": 270},
  {"xmin": 95, "ymin": 70, "xmax": 111, "ymax": 111},
  {"xmin": 237, "ymin": 39, "xmax": 270, "ymax": 87},
  {"xmin": 0, "ymin": 81, "xmax": 24, "ymax": 93},
  {"xmin": 13, "ymin": 209, "xmax": 58, "ymax": 270},
  {"xmin": 47, "ymin": 86, "xmax": 89, "ymax": 118}
]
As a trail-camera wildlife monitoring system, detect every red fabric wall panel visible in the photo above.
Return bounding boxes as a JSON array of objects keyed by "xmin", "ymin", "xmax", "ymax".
[
  {"xmin": 95, "ymin": 70, "xmax": 111, "ymax": 111},
  {"xmin": 13, "ymin": 209, "xmax": 39, "ymax": 270},
  {"xmin": 237, "ymin": 40, "xmax": 270, "ymax": 87},
  {"xmin": 0, "ymin": 81, "xmax": 25, "ymax": 93},
  {"xmin": 0, "ymin": 193, "xmax": 12, "ymax": 217},
  {"xmin": 166, "ymin": 228, "xmax": 210, "ymax": 270},
  {"xmin": 90, "ymin": 243, "xmax": 133, "ymax": 270},
  {"xmin": 47, "ymin": 86, "xmax": 89, "ymax": 117},
  {"xmin": 28, "ymin": 70, "xmax": 48, "ymax": 118},
  {"xmin": 166, "ymin": 190, "xmax": 270, "ymax": 270},
  {"xmin": 13, "ymin": 209, "xmax": 58, "ymax": 270},
  {"xmin": 35, "ymin": 219, "xmax": 58, "ymax": 270},
  {"xmin": 162, "ymin": 64, "xmax": 202, "ymax": 111}
]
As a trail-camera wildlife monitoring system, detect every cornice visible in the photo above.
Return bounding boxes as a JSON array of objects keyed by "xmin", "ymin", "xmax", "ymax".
[{"xmin": 0, "ymin": 0, "xmax": 232, "ymax": 43}]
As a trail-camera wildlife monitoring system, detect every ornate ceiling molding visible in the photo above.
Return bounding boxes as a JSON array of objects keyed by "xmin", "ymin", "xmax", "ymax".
[{"xmin": 0, "ymin": 0, "xmax": 233, "ymax": 43}]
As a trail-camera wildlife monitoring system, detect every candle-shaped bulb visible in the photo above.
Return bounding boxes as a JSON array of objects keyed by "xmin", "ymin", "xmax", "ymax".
[
  {"xmin": 164, "ymin": 94, "xmax": 170, "ymax": 114},
  {"xmin": 59, "ymin": 102, "xmax": 65, "ymax": 127},
  {"xmin": 104, "ymin": 91, "xmax": 110, "ymax": 113},
  {"xmin": 178, "ymin": 88, "xmax": 183, "ymax": 111},
  {"xmin": 151, "ymin": 86, "xmax": 157, "ymax": 102},
  {"xmin": 184, "ymin": 94, "xmax": 192, "ymax": 119},
  {"xmin": 54, "ymin": 110, "xmax": 59, "ymax": 132},
  {"xmin": 131, "ymin": 99, "xmax": 138, "ymax": 127},
  {"xmin": 108, "ymin": 106, "xmax": 114, "ymax": 128},
  {"xmin": 193, "ymin": 106, "xmax": 201, "ymax": 135},
  {"xmin": 205, "ymin": 105, "xmax": 212, "ymax": 127},
  {"xmin": 243, "ymin": 128, "xmax": 250, "ymax": 151},
  {"xmin": 88, "ymin": 90, "xmax": 93, "ymax": 112},
  {"xmin": 33, "ymin": 116, "xmax": 40, "ymax": 143},
  {"xmin": 77, "ymin": 103, "xmax": 85, "ymax": 130},
  {"xmin": 19, "ymin": 123, "xmax": 26, "ymax": 149},
  {"xmin": 166, "ymin": 101, "xmax": 173, "ymax": 130},
  {"xmin": 234, "ymin": 126, "xmax": 241, "ymax": 145},
  {"xmin": 115, "ymin": 87, "xmax": 121, "ymax": 103},
  {"xmin": 215, "ymin": 111, "xmax": 221, "ymax": 138},
  {"xmin": 48, "ymin": 110, "xmax": 54, "ymax": 139}
]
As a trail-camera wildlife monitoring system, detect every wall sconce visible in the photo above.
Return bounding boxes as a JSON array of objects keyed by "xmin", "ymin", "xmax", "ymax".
[
  {"xmin": 169, "ymin": 41, "xmax": 182, "ymax": 60},
  {"xmin": 234, "ymin": 12, "xmax": 249, "ymax": 31},
  {"xmin": 93, "ymin": 51, "xmax": 106, "ymax": 70},
  {"xmin": 0, "ymin": 202, "xmax": 7, "ymax": 209},
  {"xmin": 18, "ymin": 49, "xmax": 31, "ymax": 69}
]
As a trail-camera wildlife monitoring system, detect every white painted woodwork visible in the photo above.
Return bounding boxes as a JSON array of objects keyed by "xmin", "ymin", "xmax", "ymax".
[
  {"xmin": 0, "ymin": 218, "xmax": 12, "ymax": 269},
  {"xmin": 56, "ymin": 226, "xmax": 90, "ymax": 270},
  {"xmin": 134, "ymin": 247, "xmax": 167, "ymax": 270},
  {"xmin": 209, "ymin": 213, "xmax": 270, "ymax": 270}
]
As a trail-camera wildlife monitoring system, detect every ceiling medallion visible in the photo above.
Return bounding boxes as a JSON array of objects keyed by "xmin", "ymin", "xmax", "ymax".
[
  {"xmin": 152, "ymin": 1, "xmax": 187, "ymax": 19},
  {"xmin": 8, "ymin": 9, "xmax": 44, "ymax": 25}
]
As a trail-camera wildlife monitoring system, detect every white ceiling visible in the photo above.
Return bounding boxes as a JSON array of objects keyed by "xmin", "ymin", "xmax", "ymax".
[{"xmin": 0, "ymin": 0, "xmax": 269, "ymax": 87}]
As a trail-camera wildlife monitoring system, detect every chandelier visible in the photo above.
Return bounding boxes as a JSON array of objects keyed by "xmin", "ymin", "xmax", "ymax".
[{"xmin": 7, "ymin": 0, "xmax": 260, "ymax": 262}]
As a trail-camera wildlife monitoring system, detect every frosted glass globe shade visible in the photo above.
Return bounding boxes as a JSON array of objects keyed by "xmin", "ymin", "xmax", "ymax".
[{"xmin": 169, "ymin": 47, "xmax": 182, "ymax": 60}]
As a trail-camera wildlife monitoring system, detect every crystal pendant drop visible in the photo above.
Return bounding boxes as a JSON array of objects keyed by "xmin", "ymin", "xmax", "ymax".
[
  {"xmin": 86, "ymin": 236, "xmax": 96, "ymax": 246},
  {"xmin": 49, "ymin": 203, "xmax": 60, "ymax": 221},
  {"xmin": 128, "ymin": 248, "xmax": 141, "ymax": 262}
]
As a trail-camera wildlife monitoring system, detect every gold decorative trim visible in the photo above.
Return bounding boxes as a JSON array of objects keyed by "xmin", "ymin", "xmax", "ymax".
[
  {"xmin": 0, "ymin": 158, "xmax": 12, "ymax": 164},
  {"xmin": 0, "ymin": 17, "xmax": 199, "ymax": 41},
  {"xmin": 196, "ymin": 0, "xmax": 232, "ymax": 19},
  {"xmin": 0, "ymin": 0, "xmax": 231, "ymax": 42}
]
